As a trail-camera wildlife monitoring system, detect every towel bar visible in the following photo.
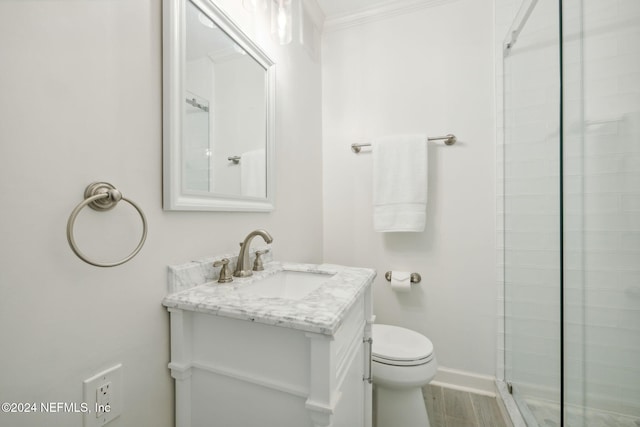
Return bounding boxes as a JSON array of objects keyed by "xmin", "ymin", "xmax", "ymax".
[{"xmin": 351, "ymin": 134, "xmax": 456, "ymax": 153}]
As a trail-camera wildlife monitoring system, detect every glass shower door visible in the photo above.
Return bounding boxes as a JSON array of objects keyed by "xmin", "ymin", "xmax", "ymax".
[
  {"xmin": 503, "ymin": 0, "xmax": 640, "ymax": 425},
  {"xmin": 503, "ymin": 0, "xmax": 562, "ymax": 425},
  {"xmin": 562, "ymin": 0, "xmax": 640, "ymax": 425}
]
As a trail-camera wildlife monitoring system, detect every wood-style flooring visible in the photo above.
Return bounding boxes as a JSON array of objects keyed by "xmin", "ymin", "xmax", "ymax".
[{"xmin": 423, "ymin": 385, "xmax": 509, "ymax": 427}]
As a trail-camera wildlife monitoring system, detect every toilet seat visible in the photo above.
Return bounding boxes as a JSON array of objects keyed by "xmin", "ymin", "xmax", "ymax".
[{"xmin": 372, "ymin": 324, "xmax": 434, "ymax": 367}]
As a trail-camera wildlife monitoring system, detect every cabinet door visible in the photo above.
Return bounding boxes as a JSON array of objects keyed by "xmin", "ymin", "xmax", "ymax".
[{"xmin": 333, "ymin": 336, "xmax": 371, "ymax": 427}]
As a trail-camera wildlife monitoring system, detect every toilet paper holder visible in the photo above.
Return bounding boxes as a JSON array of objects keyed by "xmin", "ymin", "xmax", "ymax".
[{"xmin": 385, "ymin": 271, "xmax": 422, "ymax": 284}]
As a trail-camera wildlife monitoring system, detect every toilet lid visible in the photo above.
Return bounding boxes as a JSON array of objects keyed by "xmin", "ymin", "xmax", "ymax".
[{"xmin": 372, "ymin": 324, "xmax": 434, "ymax": 365}]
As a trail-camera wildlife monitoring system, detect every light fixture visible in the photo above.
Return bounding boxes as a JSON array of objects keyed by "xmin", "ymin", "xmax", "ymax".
[
  {"xmin": 271, "ymin": 0, "xmax": 292, "ymax": 45},
  {"xmin": 243, "ymin": 0, "xmax": 267, "ymax": 12}
]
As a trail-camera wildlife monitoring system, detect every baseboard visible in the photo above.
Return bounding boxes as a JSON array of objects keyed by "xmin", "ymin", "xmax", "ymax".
[{"xmin": 431, "ymin": 367, "xmax": 497, "ymax": 397}]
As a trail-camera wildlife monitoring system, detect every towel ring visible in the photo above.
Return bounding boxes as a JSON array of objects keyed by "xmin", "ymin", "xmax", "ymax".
[{"xmin": 66, "ymin": 182, "xmax": 148, "ymax": 267}]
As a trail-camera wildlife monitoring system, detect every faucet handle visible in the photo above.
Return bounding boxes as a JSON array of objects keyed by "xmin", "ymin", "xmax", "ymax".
[
  {"xmin": 213, "ymin": 258, "xmax": 233, "ymax": 283},
  {"xmin": 253, "ymin": 249, "xmax": 270, "ymax": 271}
]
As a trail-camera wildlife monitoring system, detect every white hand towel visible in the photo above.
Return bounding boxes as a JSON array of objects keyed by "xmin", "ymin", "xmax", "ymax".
[
  {"xmin": 372, "ymin": 134, "xmax": 427, "ymax": 232},
  {"xmin": 240, "ymin": 148, "xmax": 266, "ymax": 198}
]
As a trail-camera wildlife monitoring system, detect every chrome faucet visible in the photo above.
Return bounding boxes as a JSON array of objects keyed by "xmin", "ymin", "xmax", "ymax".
[{"xmin": 234, "ymin": 229, "xmax": 273, "ymax": 277}]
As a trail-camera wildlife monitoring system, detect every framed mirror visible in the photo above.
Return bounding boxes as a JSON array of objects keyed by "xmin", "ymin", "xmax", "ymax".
[{"xmin": 163, "ymin": 0, "xmax": 275, "ymax": 211}]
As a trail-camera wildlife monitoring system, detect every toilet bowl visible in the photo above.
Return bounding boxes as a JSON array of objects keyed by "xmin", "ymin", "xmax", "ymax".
[{"xmin": 372, "ymin": 324, "xmax": 437, "ymax": 427}]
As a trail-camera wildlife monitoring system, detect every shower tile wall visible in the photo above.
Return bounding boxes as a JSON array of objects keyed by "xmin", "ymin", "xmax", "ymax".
[{"xmin": 563, "ymin": 0, "xmax": 640, "ymax": 417}]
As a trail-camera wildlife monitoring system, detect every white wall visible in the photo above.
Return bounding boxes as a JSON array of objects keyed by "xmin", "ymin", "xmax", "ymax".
[
  {"xmin": 322, "ymin": 0, "xmax": 497, "ymax": 379},
  {"xmin": 0, "ymin": 1, "xmax": 323, "ymax": 426}
]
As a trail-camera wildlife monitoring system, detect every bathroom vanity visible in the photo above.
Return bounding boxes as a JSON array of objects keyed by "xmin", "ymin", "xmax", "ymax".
[{"xmin": 163, "ymin": 261, "xmax": 375, "ymax": 427}]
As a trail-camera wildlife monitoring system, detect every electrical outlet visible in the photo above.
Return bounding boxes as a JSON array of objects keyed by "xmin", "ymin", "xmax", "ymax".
[
  {"xmin": 83, "ymin": 364, "xmax": 122, "ymax": 427},
  {"xmin": 96, "ymin": 382, "xmax": 111, "ymax": 417}
]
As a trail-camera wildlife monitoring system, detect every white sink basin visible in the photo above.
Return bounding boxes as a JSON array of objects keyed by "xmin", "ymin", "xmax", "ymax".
[{"xmin": 237, "ymin": 270, "xmax": 335, "ymax": 300}]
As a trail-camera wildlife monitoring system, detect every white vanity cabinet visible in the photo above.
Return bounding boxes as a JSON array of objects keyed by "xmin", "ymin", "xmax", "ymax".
[{"xmin": 164, "ymin": 263, "xmax": 375, "ymax": 427}]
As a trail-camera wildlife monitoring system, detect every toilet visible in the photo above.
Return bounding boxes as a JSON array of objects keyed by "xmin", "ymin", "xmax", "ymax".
[{"xmin": 372, "ymin": 324, "xmax": 437, "ymax": 427}]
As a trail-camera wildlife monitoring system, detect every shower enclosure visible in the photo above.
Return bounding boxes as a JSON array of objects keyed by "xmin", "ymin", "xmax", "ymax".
[{"xmin": 501, "ymin": 0, "xmax": 640, "ymax": 426}]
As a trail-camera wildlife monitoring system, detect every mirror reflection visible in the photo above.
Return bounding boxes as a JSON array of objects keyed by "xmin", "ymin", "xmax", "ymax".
[{"xmin": 184, "ymin": 0, "xmax": 267, "ymax": 198}]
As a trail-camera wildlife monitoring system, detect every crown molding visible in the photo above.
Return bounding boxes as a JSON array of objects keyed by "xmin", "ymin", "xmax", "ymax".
[{"xmin": 323, "ymin": 0, "xmax": 460, "ymax": 32}]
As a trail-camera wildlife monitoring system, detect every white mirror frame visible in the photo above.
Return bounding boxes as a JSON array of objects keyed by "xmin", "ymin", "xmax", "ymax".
[{"xmin": 163, "ymin": 0, "xmax": 276, "ymax": 211}]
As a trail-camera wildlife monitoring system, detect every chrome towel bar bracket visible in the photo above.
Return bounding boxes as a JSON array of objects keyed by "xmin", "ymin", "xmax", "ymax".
[
  {"xmin": 351, "ymin": 133, "xmax": 457, "ymax": 153},
  {"xmin": 66, "ymin": 182, "xmax": 148, "ymax": 268}
]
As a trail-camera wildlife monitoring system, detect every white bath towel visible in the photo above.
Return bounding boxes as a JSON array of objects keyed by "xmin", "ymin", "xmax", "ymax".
[
  {"xmin": 372, "ymin": 134, "xmax": 427, "ymax": 232},
  {"xmin": 240, "ymin": 148, "xmax": 266, "ymax": 198}
]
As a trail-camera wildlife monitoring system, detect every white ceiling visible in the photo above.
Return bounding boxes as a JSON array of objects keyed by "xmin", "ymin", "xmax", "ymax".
[
  {"xmin": 314, "ymin": 0, "xmax": 378, "ymax": 18},
  {"xmin": 315, "ymin": 0, "xmax": 443, "ymax": 28}
]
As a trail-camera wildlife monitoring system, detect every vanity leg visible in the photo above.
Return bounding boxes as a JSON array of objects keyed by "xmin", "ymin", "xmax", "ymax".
[
  {"xmin": 169, "ymin": 309, "xmax": 193, "ymax": 427},
  {"xmin": 172, "ymin": 368, "xmax": 192, "ymax": 427}
]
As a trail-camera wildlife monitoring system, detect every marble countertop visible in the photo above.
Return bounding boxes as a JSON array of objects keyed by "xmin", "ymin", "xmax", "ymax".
[{"xmin": 162, "ymin": 261, "xmax": 376, "ymax": 335}]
